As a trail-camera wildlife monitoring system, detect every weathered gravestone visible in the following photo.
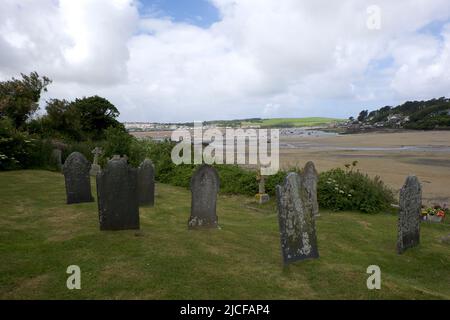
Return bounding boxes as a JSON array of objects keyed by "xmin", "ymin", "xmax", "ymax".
[
  {"xmin": 276, "ymin": 167, "xmax": 319, "ymax": 265},
  {"xmin": 188, "ymin": 164, "xmax": 220, "ymax": 229},
  {"xmin": 63, "ymin": 152, "xmax": 94, "ymax": 204},
  {"xmin": 138, "ymin": 158, "xmax": 155, "ymax": 206},
  {"xmin": 397, "ymin": 175, "xmax": 421, "ymax": 254},
  {"xmin": 303, "ymin": 161, "xmax": 319, "ymax": 217},
  {"xmin": 51, "ymin": 149, "xmax": 62, "ymax": 172},
  {"xmin": 97, "ymin": 157, "xmax": 140, "ymax": 231}
]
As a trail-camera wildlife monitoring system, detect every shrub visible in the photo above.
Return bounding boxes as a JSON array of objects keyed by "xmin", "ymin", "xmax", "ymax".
[
  {"xmin": 62, "ymin": 140, "xmax": 98, "ymax": 164},
  {"xmin": 125, "ymin": 139, "xmax": 259, "ymax": 194},
  {"xmin": 317, "ymin": 165, "xmax": 395, "ymax": 213},
  {"xmin": 103, "ymin": 127, "xmax": 134, "ymax": 160},
  {"xmin": 214, "ymin": 164, "xmax": 258, "ymax": 195},
  {"xmin": 0, "ymin": 118, "xmax": 54, "ymax": 170}
]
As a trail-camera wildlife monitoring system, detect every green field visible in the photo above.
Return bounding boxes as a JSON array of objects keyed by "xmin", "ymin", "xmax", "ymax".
[
  {"xmin": 241, "ymin": 117, "xmax": 344, "ymax": 128},
  {"xmin": 0, "ymin": 170, "xmax": 449, "ymax": 299}
]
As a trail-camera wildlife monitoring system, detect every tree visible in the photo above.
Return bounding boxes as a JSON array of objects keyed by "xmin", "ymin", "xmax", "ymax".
[
  {"xmin": 44, "ymin": 98, "xmax": 84, "ymax": 140},
  {"xmin": 45, "ymin": 99, "xmax": 71, "ymax": 130},
  {"xmin": 0, "ymin": 72, "xmax": 52, "ymax": 128},
  {"xmin": 71, "ymin": 96, "xmax": 124, "ymax": 139},
  {"xmin": 357, "ymin": 110, "xmax": 369, "ymax": 122}
]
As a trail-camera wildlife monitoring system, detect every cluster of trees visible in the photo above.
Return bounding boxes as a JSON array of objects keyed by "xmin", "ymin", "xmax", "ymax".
[
  {"xmin": 31, "ymin": 96, "xmax": 124, "ymax": 141},
  {"xmin": 353, "ymin": 97, "xmax": 450, "ymax": 130},
  {"xmin": 0, "ymin": 72, "xmax": 129, "ymax": 170},
  {"xmin": 0, "ymin": 72, "xmax": 52, "ymax": 129},
  {"xmin": 0, "ymin": 72, "xmax": 125, "ymax": 141}
]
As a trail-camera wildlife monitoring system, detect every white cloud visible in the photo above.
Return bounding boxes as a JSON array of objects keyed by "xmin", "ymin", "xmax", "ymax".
[
  {"xmin": 390, "ymin": 23, "xmax": 450, "ymax": 98},
  {"xmin": 0, "ymin": 0, "xmax": 137, "ymax": 85},
  {"xmin": 1, "ymin": 0, "xmax": 450, "ymax": 121}
]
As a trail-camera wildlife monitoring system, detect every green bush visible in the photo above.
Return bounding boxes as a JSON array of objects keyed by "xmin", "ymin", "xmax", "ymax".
[
  {"xmin": 0, "ymin": 118, "xmax": 55, "ymax": 170},
  {"xmin": 62, "ymin": 140, "xmax": 98, "ymax": 164},
  {"xmin": 166, "ymin": 164, "xmax": 196, "ymax": 188},
  {"xmin": 103, "ymin": 127, "xmax": 133, "ymax": 159},
  {"xmin": 123, "ymin": 139, "xmax": 259, "ymax": 194},
  {"xmin": 214, "ymin": 164, "xmax": 258, "ymax": 195},
  {"xmin": 318, "ymin": 166, "xmax": 395, "ymax": 213}
]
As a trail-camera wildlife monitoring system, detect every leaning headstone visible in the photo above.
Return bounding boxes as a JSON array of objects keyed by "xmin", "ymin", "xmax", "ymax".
[
  {"xmin": 303, "ymin": 161, "xmax": 319, "ymax": 217},
  {"xmin": 62, "ymin": 152, "xmax": 94, "ymax": 204},
  {"xmin": 276, "ymin": 168, "xmax": 319, "ymax": 265},
  {"xmin": 188, "ymin": 164, "xmax": 220, "ymax": 229},
  {"xmin": 89, "ymin": 147, "xmax": 102, "ymax": 176},
  {"xmin": 97, "ymin": 157, "xmax": 140, "ymax": 231},
  {"xmin": 51, "ymin": 149, "xmax": 62, "ymax": 172},
  {"xmin": 397, "ymin": 175, "xmax": 421, "ymax": 254},
  {"xmin": 138, "ymin": 158, "xmax": 155, "ymax": 206}
]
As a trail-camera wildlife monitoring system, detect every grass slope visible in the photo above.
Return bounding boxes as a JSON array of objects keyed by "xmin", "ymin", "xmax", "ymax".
[
  {"xmin": 242, "ymin": 117, "xmax": 344, "ymax": 128},
  {"xmin": 0, "ymin": 170, "xmax": 449, "ymax": 299}
]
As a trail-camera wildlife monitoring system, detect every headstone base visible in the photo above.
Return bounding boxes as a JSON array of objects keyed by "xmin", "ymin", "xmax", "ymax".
[
  {"xmin": 188, "ymin": 216, "xmax": 218, "ymax": 229},
  {"xmin": 255, "ymin": 193, "xmax": 270, "ymax": 204}
]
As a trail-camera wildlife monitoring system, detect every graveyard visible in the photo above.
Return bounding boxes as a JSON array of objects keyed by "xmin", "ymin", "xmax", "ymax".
[
  {"xmin": 0, "ymin": 169, "xmax": 449, "ymax": 299},
  {"xmin": 1, "ymin": 1, "xmax": 450, "ymax": 305}
]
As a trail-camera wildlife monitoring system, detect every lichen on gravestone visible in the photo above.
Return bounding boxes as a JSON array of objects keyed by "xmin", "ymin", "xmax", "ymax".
[
  {"xmin": 276, "ymin": 162, "xmax": 319, "ymax": 265},
  {"xmin": 188, "ymin": 164, "xmax": 220, "ymax": 229},
  {"xmin": 397, "ymin": 175, "xmax": 421, "ymax": 254}
]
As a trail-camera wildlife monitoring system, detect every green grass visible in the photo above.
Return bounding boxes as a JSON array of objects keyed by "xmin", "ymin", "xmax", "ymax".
[
  {"xmin": 242, "ymin": 117, "xmax": 345, "ymax": 128},
  {"xmin": 0, "ymin": 170, "xmax": 449, "ymax": 299}
]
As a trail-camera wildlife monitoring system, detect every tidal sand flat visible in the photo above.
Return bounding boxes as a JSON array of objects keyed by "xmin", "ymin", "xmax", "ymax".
[{"xmin": 280, "ymin": 130, "xmax": 450, "ymax": 204}]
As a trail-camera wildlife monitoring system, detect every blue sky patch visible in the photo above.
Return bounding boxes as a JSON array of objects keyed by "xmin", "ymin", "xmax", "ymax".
[
  {"xmin": 418, "ymin": 18, "xmax": 450, "ymax": 41},
  {"xmin": 138, "ymin": 0, "xmax": 221, "ymax": 28}
]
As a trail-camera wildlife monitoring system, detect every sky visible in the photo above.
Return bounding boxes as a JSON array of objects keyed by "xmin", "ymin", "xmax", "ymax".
[{"xmin": 1, "ymin": 0, "xmax": 450, "ymax": 122}]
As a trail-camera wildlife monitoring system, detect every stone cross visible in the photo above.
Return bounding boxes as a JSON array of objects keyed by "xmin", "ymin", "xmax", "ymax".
[
  {"xmin": 188, "ymin": 164, "xmax": 220, "ymax": 229},
  {"xmin": 63, "ymin": 152, "xmax": 94, "ymax": 204},
  {"xmin": 258, "ymin": 175, "xmax": 266, "ymax": 194},
  {"xmin": 92, "ymin": 147, "xmax": 102, "ymax": 165},
  {"xmin": 138, "ymin": 158, "xmax": 155, "ymax": 206},
  {"xmin": 97, "ymin": 157, "xmax": 140, "ymax": 231},
  {"xmin": 276, "ymin": 163, "xmax": 319, "ymax": 265},
  {"xmin": 255, "ymin": 171, "xmax": 269, "ymax": 204},
  {"xmin": 89, "ymin": 147, "xmax": 103, "ymax": 176},
  {"xmin": 397, "ymin": 175, "xmax": 421, "ymax": 254}
]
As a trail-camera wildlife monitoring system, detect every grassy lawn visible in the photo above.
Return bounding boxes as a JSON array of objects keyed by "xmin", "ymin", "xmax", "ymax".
[
  {"xmin": 242, "ymin": 117, "xmax": 345, "ymax": 128},
  {"xmin": 0, "ymin": 170, "xmax": 449, "ymax": 299}
]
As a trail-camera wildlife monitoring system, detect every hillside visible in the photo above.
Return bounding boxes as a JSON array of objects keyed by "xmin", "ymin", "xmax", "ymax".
[
  {"xmin": 206, "ymin": 117, "xmax": 344, "ymax": 128},
  {"xmin": 355, "ymin": 97, "xmax": 450, "ymax": 130},
  {"xmin": 0, "ymin": 170, "xmax": 449, "ymax": 299}
]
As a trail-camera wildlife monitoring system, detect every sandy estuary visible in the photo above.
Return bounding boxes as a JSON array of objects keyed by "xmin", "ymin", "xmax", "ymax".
[
  {"xmin": 280, "ymin": 130, "xmax": 450, "ymax": 204},
  {"xmin": 132, "ymin": 129, "xmax": 450, "ymax": 205}
]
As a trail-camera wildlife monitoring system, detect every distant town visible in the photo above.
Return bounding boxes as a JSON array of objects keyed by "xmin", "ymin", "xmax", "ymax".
[
  {"xmin": 124, "ymin": 98, "xmax": 450, "ymax": 135},
  {"xmin": 123, "ymin": 117, "xmax": 344, "ymax": 132}
]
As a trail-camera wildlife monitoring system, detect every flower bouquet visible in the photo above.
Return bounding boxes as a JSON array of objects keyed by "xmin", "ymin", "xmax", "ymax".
[{"xmin": 422, "ymin": 205, "xmax": 447, "ymax": 223}]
